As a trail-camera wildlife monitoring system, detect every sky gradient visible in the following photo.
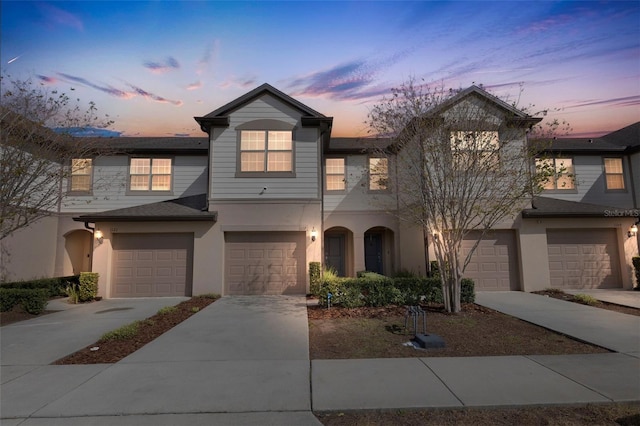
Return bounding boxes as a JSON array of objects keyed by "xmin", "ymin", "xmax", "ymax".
[{"xmin": 2, "ymin": 1, "xmax": 639, "ymax": 138}]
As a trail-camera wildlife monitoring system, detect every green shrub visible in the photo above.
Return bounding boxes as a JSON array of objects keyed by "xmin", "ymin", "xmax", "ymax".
[
  {"xmin": 0, "ymin": 288, "xmax": 49, "ymax": 314},
  {"xmin": 77, "ymin": 272, "xmax": 99, "ymax": 302},
  {"xmin": 315, "ymin": 274, "xmax": 475, "ymax": 308},
  {"xmin": 309, "ymin": 262, "xmax": 321, "ymax": 296},
  {"xmin": 393, "ymin": 269, "xmax": 417, "ymax": 278},
  {"xmin": 573, "ymin": 294, "xmax": 598, "ymax": 306},
  {"xmin": 99, "ymin": 321, "xmax": 140, "ymax": 342},
  {"xmin": 633, "ymin": 257, "xmax": 640, "ymax": 290},
  {"xmin": 66, "ymin": 285, "xmax": 79, "ymax": 304},
  {"xmin": 157, "ymin": 306, "xmax": 178, "ymax": 315},
  {"xmin": 20, "ymin": 289, "xmax": 50, "ymax": 314},
  {"xmin": 197, "ymin": 293, "xmax": 221, "ymax": 299},
  {"xmin": 0, "ymin": 275, "xmax": 78, "ymax": 297}
]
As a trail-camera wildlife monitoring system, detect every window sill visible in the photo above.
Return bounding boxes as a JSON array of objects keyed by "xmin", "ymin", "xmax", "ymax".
[{"xmin": 235, "ymin": 172, "xmax": 296, "ymax": 178}]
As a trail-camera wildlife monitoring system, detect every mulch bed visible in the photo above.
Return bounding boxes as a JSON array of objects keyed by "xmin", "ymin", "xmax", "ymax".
[
  {"xmin": 533, "ymin": 290, "xmax": 640, "ymax": 317},
  {"xmin": 53, "ymin": 296, "xmax": 217, "ymax": 365},
  {"xmin": 308, "ymin": 303, "xmax": 610, "ymax": 359}
]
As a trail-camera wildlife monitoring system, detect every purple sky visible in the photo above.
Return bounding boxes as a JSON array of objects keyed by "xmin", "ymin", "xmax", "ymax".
[{"xmin": 2, "ymin": 1, "xmax": 639, "ymax": 138}]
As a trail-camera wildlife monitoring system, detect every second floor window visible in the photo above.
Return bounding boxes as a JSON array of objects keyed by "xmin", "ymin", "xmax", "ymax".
[
  {"xmin": 240, "ymin": 130, "xmax": 292, "ymax": 173},
  {"xmin": 70, "ymin": 158, "xmax": 92, "ymax": 193},
  {"xmin": 604, "ymin": 158, "xmax": 625, "ymax": 190},
  {"xmin": 326, "ymin": 158, "xmax": 346, "ymax": 191},
  {"xmin": 450, "ymin": 131, "xmax": 500, "ymax": 169},
  {"xmin": 369, "ymin": 157, "xmax": 388, "ymax": 191},
  {"xmin": 130, "ymin": 158, "xmax": 172, "ymax": 191},
  {"xmin": 536, "ymin": 157, "xmax": 575, "ymax": 190}
]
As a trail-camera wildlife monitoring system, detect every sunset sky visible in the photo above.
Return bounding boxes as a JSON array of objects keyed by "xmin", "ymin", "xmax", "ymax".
[{"xmin": 2, "ymin": 1, "xmax": 639, "ymax": 138}]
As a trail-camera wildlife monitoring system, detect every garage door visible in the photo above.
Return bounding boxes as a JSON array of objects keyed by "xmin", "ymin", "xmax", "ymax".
[
  {"xmin": 547, "ymin": 229, "xmax": 621, "ymax": 289},
  {"xmin": 462, "ymin": 230, "xmax": 520, "ymax": 291},
  {"xmin": 225, "ymin": 232, "xmax": 306, "ymax": 295},
  {"xmin": 111, "ymin": 233, "xmax": 193, "ymax": 297}
]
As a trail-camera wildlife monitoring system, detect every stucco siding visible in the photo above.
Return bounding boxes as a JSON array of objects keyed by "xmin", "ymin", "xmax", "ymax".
[
  {"xmin": 209, "ymin": 94, "xmax": 320, "ymax": 200},
  {"xmin": 61, "ymin": 155, "xmax": 208, "ymax": 213},
  {"xmin": 323, "ymin": 155, "xmax": 395, "ymax": 212},
  {"xmin": 1, "ymin": 215, "xmax": 58, "ymax": 282}
]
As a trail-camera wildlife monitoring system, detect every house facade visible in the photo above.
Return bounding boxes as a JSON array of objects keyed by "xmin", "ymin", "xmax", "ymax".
[{"xmin": 2, "ymin": 84, "xmax": 638, "ymax": 296}]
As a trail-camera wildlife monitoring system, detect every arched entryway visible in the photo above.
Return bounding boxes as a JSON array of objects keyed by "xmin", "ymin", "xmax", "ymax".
[
  {"xmin": 364, "ymin": 227, "xmax": 395, "ymax": 275},
  {"xmin": 64, "ymin": 229, "xmax": 92, "ymax": 275},
  {"xmin": 324, "ymin": 227, "xmax": 354, "ymax": 277}
]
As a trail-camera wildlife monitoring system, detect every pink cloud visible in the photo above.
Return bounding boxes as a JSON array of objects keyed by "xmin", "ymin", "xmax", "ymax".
[
  {"xmin": 38, "ymin": 3, "xmax": 84, "ymax": 31},
  {"xmin": 187, "ymin": 81, "xmax": 202, "ymax": 90}
]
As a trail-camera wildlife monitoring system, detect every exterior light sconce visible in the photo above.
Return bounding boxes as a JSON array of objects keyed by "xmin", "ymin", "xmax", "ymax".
[
  {"xmin": 629, "ymin": 223, "xmax": 639, "ymax": 238},
  {"xmin": 310, "ymin": 227, "xmax": 318, "ymax": 242},
  {"xmin": 94, "ymin": 230, "xmax": 104, "ymax": 244}
]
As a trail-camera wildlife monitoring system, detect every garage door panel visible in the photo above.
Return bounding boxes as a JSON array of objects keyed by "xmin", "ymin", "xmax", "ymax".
[
  {"xmin": 546, "ymin": 229, "xmax": 621, "ymax": 289},
  {"xmin": 462, "ymin": 230, "xmax": 519, "ymax": 291},
  {"xmin": 224, "ymin": 232, "xmax": 305, "ymax": 295},
  {"xmin": 111, "ymin": 233, "xmax": 193, "ymax": 297}
]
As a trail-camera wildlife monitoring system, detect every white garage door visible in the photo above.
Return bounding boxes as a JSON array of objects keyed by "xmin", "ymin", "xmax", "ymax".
[
  {"xmin": 547, "ymin": 229, "xmax": 621, "ymax": 289},
  {"xmin": 462, "ymin": 230, "xmax": 520, "ymax": 291},
  {"xmin": 111, "ymin": 233, "xmax": 193, "ymax": 297},
  {"xmin": 225, "ymin": 232, "xmax": 306, "ymax": 295}
]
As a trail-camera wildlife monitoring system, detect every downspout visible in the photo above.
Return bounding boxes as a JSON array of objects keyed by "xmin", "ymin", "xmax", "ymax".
[{"xmin": 84, "ymin": 222, "xmax": 95, "ymax": 271}]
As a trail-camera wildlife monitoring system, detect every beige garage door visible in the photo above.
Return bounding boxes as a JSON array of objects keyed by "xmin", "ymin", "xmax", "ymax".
[
  {"xmin": 547, "ymin": 229, "xmax": 621, "ymax": 289},
  {"xmin": 225, "ymin": 232, "xmax": 306, "ymax": 295},
  {"xmin": 111, "ymin": 233, "xmax": 193, "ymax": 297},
  {"xmin": 462, "ymin": 230, "xmax": 520, "ymax": 291}
]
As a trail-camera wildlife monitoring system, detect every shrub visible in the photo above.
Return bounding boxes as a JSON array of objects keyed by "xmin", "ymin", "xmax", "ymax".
[
  {"xmin": 99, "ymin": 321, "xmax": 140, "ymax": 342},
  {"xmin": 157, "ymin": 306, "xmax": 177, "ymax": 315},
  {"xmin": 197, "ymin": 293, "xmax": 221, "ymax": 299},
  {"xmin": 0, "ymin": 275, "xmax": 78, "ymax": 297},
  {"xmin": 393, "ymin": 269, "xmax": 417, "ymax": 278},
  {"xmin": 309, "ymin": 262, "xmax": 321, "ymax": 296},
  {"xmin": 77, "ymin": 272, "xmax": 99, "ymax": 302},
  {"xmin": 633, "ymin": 257, "xmax": 640, "ymax": 290},
  {"xmin": 315, "ymin": 274, "xmax": 475, "ymax": 308},
  {"xmin": 66, "ymin": 285, "xmax": 79, "ymax": 304},
  {"xmin": 573, "ymin": 294, "xmax": 598, "ymax": 306},
  {"xmin": 0, "ymin": 288, "xmax": 49, "ymax": 314}
]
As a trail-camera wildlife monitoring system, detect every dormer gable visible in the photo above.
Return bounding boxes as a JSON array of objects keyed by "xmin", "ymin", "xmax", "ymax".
[{"xmin": 194, "ymin": 83, "xmax": 332, "ymax": 136}]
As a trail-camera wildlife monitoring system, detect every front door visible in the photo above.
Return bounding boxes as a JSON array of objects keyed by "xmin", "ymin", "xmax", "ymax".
[
  {"xmin": 365, "ymin": 232, "xmax": 383, "ymax": 274},
  {"xmin": 324, "ymin": 234, "xmax": 345, "ymax": 276}
]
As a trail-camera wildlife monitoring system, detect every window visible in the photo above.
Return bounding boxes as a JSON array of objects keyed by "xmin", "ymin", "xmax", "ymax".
[
  {"xmin": 535, "ymin": 157, "xmax": 575, "ymax": 190},
  {"xmin": 240, "ymin": 130, "xmax": 292, "ymax": 173},
  {"xmin": 369, "ymin": 157, "xmax": 388, "ymax": 191},
  {"xmin": 70, "ymin": 158, "xmax": 92, "ymax": 193},
  {"xmin": 450, "ymin": 131, "xmax": 500, "ymax": 168},
  {"xmin": 325, "ymin": 158, "xmax": 346, "ymax": 191},
  {"xmin": 604, "ymin": 158, "xmax": 625, "ymax": 190},
  {"xmin": 129, "ymin": 158, "xmax": 172, "ymax": 191}
]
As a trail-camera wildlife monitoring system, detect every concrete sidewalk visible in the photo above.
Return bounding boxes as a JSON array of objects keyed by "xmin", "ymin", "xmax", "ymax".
[
  {"xmin": 1, "ymin": 296, "xmax": 321, "ymax": 425},
  {"xmin": 475, "ymin": 291, "xmax": 640, "ymax": 355},
  {"xmin": 312, "ymin": 292, "xmax": 640, "ymax": 411},
  {"xmin": 1, "ymin": 292, "xmax": 639, "ymax": 424}
]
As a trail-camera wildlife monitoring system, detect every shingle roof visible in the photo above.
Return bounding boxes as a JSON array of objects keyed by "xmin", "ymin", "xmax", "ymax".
[
  {"xmin": 199, "ymin": 83, "xmax": 327, "ymax": 119},
  {"xmin": 91, "ymin": 137, "xmax": 209, "ymax": 154},
  {"xmin": 73, "ymin": 193, "xmax": 217, "ymax": 222},
  {"xmin": 326, "ymin": 137, "xmax": 392, "ymax": 153},
  {"xmin": 537, "ymin": 122, "xmax": 639, "ymax": 154},
  {"xmin": 522, "ymin": 196, "xmax": 632, "ymax": 218}
]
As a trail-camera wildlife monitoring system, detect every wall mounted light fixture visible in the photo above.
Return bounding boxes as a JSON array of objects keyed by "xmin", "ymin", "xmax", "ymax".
[
  {"xmin": 94, "ymin": 230, "xmax": 104, "ymax": 244},
  {"xmin": 310, "ymin": 227, "xmax": 318, "ymax": 242},
  {"xmin": 629, "ymin": 223, "xmax": 639, "ymax": 238}
]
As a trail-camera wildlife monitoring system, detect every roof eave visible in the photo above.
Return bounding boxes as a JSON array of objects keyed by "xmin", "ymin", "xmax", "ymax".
[
  {"xmin": 194, "ymin": 116, "xmax": 230, "ymax": 133},
  {"xmin": 73, "ymin": 214, "xmax": 218, "ymax": 223}
]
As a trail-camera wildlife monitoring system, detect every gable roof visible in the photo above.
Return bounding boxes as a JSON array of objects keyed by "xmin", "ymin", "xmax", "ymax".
[
  {"xmin": 429, "ymin": 85, "xmax": 541, "ymax": 126},
  {"xmin": 194, "ymin": 83, "xmax": 333, "ymax": 134},
  {"xmin": 537, "ymin": 121, "xmax": 639, "ymax": 154},
  {"xmin": 522, "ymin": 196, "xmax": 630, "ymax": 218},
  {"xmin": 73, "ymin": 193, "xmax": 217, "ymax": 222}
]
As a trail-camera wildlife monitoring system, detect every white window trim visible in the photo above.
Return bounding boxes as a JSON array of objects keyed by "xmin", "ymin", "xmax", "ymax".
[{"xmin": 127, "ymin": 157, "xmax": 174, "ymax": 194}]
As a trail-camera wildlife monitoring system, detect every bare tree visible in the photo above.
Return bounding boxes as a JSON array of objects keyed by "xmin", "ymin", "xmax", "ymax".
[
  {"xmin": 367, "ymin": 80, "xmax": 563, "ymax": 312},
  {"xmin": 0, "ymin": 74, "xmax": 114, "ymax": 240}
]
